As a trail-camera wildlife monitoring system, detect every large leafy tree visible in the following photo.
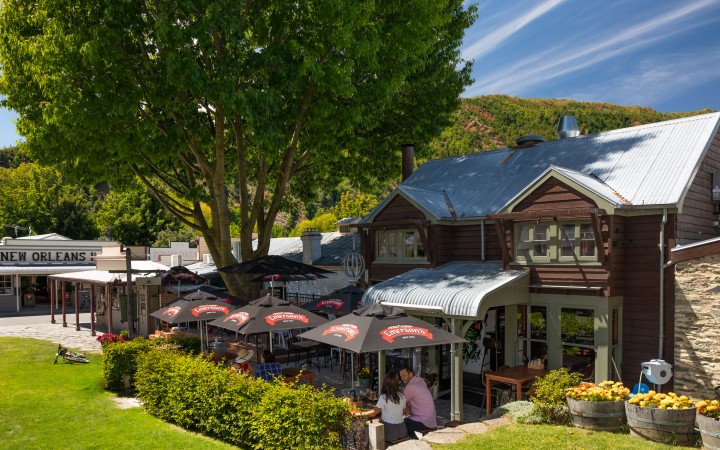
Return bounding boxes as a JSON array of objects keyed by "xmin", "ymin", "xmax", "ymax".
[
  {"xmin": 0, "ymin": 163, "xmax": 97, "ymax": 239},
  {"xmin": 0, "ymin": 0, "xmax": 475, "ymax": 295},
  {"xmin": 94, "ymin": 184, "xmax": 188, "ymax": 246}
]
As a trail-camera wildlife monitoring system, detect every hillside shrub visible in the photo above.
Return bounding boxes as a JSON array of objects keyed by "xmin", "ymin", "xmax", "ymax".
[
  {"xmin": 134, "ymin": 350, "xmax": 350, "ymax": 448},
  {"xmin": 531, "ymin": 368, "xmax": 582, "ymax": 425}
]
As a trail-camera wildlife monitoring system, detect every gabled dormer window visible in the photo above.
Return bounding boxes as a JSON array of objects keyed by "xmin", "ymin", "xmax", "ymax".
[
  {"xmin": 515, "ymin": 222, "xmax": 597, "ymax": 264},
  {"xmin": 376, "ymin": 229, "xmax": 427, "ymax": 263}
]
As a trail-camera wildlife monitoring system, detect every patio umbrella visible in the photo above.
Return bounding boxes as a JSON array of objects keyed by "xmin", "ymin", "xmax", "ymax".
[
  {"xmin": 184, "ymin": 285, "xmax": 247, "ymax": 307},
  {"xmin": 159, "ymin": 265, "xmax": 208, "ymax": 285},
  {"xmin": 207, "ymin": 294, "xmax": 328, "ymax": 355},
  {"xmin": 301, "ymin": 284, "xmax": 364, "ymax": 316},
  {"xmin": 219, "ymin": 255, "xmax": 334, "ymax": 276},
  {"xmin": 160, "ymin": 266, "xmax": 208, "ymax": 298},
  {"xmin": 150, "ymin": 298, "xmax": 232, "ymax": 352},
  {"xmin": 209, "ymin": 294, "xmax": 328, "ymax": 335},
  {"xmin": 297, "ymin": 303, "xmax": 466, "ymax": 387}
]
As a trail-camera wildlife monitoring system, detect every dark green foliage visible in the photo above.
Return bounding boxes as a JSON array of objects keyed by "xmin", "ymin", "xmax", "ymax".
[
  {"xmin": 101, "ymin": 336, "xmax": 201, "ymax": 391},
  {"xmin": 134, "ymin": 350, "xmax": 350, "ymax": 449},
  {"xmin": 530, "ymin": 368, "xmax": 583, "ymax": 425}
]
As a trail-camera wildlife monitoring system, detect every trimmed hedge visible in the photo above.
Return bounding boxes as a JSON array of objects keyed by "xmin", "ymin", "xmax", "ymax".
[
  {"xmin": 134, "ymin": 349, "xmax": 350, "ymax": 449},
  {"xmin": 101, "ymin": 336, "xmax": 201, "ymax": 391}
]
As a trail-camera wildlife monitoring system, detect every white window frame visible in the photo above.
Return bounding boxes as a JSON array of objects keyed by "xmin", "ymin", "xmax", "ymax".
[
  {"xmin": 375, "ymin": 229, "xmax": 427, "ymax": 263},
  {"xmin": 0, "ymin": 275, "xmax": 12, "ymax": 295},
  {"xmin": 514, "ymin": 221, "xmax": 597, "ymax": 264}
]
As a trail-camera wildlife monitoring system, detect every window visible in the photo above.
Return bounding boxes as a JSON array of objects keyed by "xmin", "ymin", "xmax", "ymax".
[
  {"xmin": 0, "ymin": 276, "xmax": 12, "ymax": 295},
  {"xmin": 375, "ymin": 229, "xmax": 427, "ymax": 263},
  {"xmin": 561, "ymin": 307, "xmax": 595, "ymax": 380},
  {"xmin": 517, "ymin": 305, "xmax": 548, "ymax": 365},
  {"xmin": 515, "ymin": 221, "xmax": 597, "ymax": 263}
]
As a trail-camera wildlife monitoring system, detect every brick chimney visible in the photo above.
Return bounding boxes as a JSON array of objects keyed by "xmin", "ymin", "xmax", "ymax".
[
  {"xmin": 401, "ymin": 144, "xmax": 415, "ymax": 181},
  {"xmin": 301, "ymin": 229, "xmax": 322, "ymax": 264}
]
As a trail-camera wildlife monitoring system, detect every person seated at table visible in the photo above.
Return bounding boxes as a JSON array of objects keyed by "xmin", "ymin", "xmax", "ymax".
[
  {"xmin": 399, "ymin": 365, "xmax": 436, "ymax": 438},
  {"xmin": 254, "ymin": 350, "xmax": 282, "ymax": 381},
  {"xmin": 352, "ymin": 371, "xmax": 408, "ymax": 442},
  {"xmin": 229, "ymin": 348, "xmax": 254, "ymax": 374}
]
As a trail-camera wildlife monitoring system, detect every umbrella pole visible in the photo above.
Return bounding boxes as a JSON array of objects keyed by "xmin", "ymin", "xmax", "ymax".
[{"xmin": 269, "ymin": 331, "xmax": 273, "ymax": 353}]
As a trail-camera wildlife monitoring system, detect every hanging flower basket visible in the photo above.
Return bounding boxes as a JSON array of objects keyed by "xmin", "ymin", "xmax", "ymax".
[{"xmin": 625, "ymin": 391, "xmax": 697, "ymax": 446}]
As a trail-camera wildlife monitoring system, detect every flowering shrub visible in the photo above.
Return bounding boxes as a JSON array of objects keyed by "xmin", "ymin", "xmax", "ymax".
[
  {"xmin": 566, "ymin": 381, "xmax": 630, "ymax": 402},
  {"xmin": 356, "ymin": 367, "xmax": 371, "ymax": 379},
  {"xmin": 627, "ymin": 391, "xmax": 694, "ymax": 409},
  {"xmin": 96, "ymin": 332, "xmax": 129, "ymax": 347},
  {"xmin": 696, "ymin": 399, "xmax": 720, "ymax": 420}
]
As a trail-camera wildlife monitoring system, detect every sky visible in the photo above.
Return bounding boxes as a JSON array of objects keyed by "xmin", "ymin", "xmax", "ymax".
[{"xmin": 1, "ymin": 0, "xmax": 720, "ymax": 148}]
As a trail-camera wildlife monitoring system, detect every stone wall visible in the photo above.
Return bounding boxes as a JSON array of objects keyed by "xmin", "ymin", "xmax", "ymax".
[{"xmin": 674, "ymin": 256, "xmax": 720, "ymax": 400}]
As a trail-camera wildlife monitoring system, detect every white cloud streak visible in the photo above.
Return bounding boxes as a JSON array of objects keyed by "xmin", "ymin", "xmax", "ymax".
[
  {"xmin": 463, "ymin": 0, "xmax": 720, "ymax": 98},
  {"xmin": 461, "ymin": 0, "xmax": 566, "ymax": 62},
  {"xmin": 566, "ymin": 47, "xmax": 720, "ymax": 109}
]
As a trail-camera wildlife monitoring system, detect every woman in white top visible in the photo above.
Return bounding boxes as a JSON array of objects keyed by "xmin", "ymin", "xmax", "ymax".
[{"xmin": 354, "ymin": 371, "xmax": 409, "ymax": 442}]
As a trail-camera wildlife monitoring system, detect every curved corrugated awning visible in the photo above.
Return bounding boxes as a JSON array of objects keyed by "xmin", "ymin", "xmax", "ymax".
[{"xmin": 363, "ymin": 261, "xmax": 529, "ymax": 319}]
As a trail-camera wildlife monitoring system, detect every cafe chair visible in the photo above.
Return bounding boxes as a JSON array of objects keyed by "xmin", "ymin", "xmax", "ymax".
[
  {"xmin": 315, "ymin": 343, "xmax": 333, "ymax": 371},
  {"xmin": 482, "ymin": 367, "xmax": 514, "ymax": 409},
  {"xmin": 286, "ymin": 337, "xmax": 306, "ymax": 366}
]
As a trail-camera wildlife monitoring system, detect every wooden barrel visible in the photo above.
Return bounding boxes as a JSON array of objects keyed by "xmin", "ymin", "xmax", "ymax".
[
  {"xmin": 624, "ymin": 402, "xmax": 697, "ymax": 446},
  {"xmin": 567, "ymin": 398, "xmax": 626, "ymax": 432},
  {"xmin": 698, "ymin": 414, "xmax": 720, "ymax": 450}
]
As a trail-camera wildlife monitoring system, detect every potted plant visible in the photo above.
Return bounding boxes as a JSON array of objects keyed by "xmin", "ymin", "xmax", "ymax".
[
  {"xmin": 696, "ymin": 399, "xmax": 720, "ymax": 450},
  {"xmin": 625, "ymin": 391, "xmax": 696, "ymax": 445},
  {"xmin": 356, "ymin": 367, "xmax": 371, "ymax": 388},
  {"xmin": 565, "ymin": 381, "xmax": 630, "ymax": 432}
]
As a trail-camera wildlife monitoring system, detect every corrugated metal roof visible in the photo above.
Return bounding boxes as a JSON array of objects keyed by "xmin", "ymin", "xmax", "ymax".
[
  {"xmin": 363, "ymin": 261, "xmax": 528, "ymax": 318},
  {"xmin": 255, "ymin": 232, "xmax": 358, "ymax": 267},
  {"xmin": 365, "ymin": 112, "xmax": 720, "ymax": 221}
]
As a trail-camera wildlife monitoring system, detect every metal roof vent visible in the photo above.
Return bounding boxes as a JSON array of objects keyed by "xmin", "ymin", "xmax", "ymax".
[
  {"xmin": 515, "ymin": 134, "xmax": 546, "ymax": 147},
  {"xmin": 556, "ymin": 115, "xmax": 580, "ymax": 139}
]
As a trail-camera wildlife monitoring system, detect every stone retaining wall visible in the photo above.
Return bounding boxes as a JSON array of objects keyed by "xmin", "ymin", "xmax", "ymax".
[{"xmin": 674, "ymin": 256, "xmax": 720, "ymax": 400}]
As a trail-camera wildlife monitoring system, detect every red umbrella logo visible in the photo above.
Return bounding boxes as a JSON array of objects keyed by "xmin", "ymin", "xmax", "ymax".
[
  {"xmin": 322, "ymin": 323, "xmax": 359, "ymax": 342},
  {"xmin": 265, "ymin": 312, "xmax": 309, "ymax": 326},
  {"xmin": 191, "ymin": 305, "xmax": 230, "ymax": 317},
  {"xmin": 163, "ymin": 306, "xmax": 182, "ymax": 318},
  {"xmin": 380, "ymin": 325, "xmax": 433, "ymax": 343},
  {"xmin": 316, "ymin": 299, "xmax": 345, "ymax": 310},
  {"xmin": 224, "ymin": 311, "xmax": 250, "ymax": 325}
]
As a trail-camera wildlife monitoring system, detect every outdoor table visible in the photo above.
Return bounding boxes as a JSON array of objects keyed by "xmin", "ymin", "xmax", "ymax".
[
  {"xmin": 485, "ymin": 365, "xmax": 549, "ymax": 415},
  {"xmin": 290, "ymin": 340, "xmax": 319, "ymax": 368}
]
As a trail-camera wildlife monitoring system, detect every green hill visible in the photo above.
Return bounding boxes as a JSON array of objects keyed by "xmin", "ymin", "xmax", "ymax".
[{"xmin": 424, "ymin": 95, "xmax": 716, "ymax": 162}]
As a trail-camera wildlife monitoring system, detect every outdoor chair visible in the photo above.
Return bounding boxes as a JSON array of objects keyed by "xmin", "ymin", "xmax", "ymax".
[{"xmin": 315, "ymin": 343, "xmax": 333, "ymax": 371}]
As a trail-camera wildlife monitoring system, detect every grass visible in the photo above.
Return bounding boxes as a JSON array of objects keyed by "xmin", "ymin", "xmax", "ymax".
[
  {"xmin": 0, "ymin": 337, "xmax": 235, "ymax": 450},
  {"xmin": 431, "ymin": 421, "xmax": 700, "ymax": 450}
]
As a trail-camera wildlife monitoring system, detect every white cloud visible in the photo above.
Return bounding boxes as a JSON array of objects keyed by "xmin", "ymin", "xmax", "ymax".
[
  {"xmin": 463, "ymin": 0, "xmax": 720, "ymax": 97},
  {"xmin": 461, "ymin": 0, "xmax": 566, "ymax": 61},
  {"xmin": 565, "ymin": 47, "xmax": 720, "ymax": 108}
]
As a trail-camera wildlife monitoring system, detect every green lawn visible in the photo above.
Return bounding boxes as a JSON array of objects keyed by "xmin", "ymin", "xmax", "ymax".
[
  {"xmin": 432, "ymin": 417, "xmax": 700, "ymax": 449},
  {"xmin": 0, "ymin": 337, "xmax": 235, "ymax": 450}
]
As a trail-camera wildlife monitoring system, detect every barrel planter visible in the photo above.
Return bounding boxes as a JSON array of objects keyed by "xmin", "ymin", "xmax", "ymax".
[
  {"xmin": 567, "ymin": 398, "xmax": 626, "ymax": 432},
  {"xmin": 624, "ymin": 402, "xmax": 697, "ymax": 446},
  {"xmin": 698, "ymin": 414, "xmax": 720, "ymax": 450}
]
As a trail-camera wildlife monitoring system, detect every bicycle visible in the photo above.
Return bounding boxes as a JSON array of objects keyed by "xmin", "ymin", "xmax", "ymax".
[{"xmin": 54, "ymin": 344, "xmax": 90, "ymax": 364}]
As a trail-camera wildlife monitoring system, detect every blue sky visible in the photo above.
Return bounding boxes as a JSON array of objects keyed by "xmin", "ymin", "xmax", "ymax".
[{"xmin": 2, "ymin": 0, "xmax": 720, "ymax": 148}]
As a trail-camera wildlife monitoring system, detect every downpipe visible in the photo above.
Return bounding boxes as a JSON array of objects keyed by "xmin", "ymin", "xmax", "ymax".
[{"xmin": 658, "ymin": 209, "xmax": 667, "ymax": 359}]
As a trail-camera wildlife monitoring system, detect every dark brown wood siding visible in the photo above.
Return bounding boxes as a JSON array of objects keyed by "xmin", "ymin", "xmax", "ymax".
[
  {"xmin": 512, "ymin": 177, "xmax": 598, "ymax": 212},
  {"xmin": 373, "ymin": 195, "xmax": 426, "ymax": 222},
  {"xmin": 435, "ymin": 222, "xmax": 503, "ymax": 265},
  {"xmin": 677, "ymin": 132, "xmax": 720, "ymax": 243},
  {"xmin": 620, "ymin": 214, "xmax": 676, "ymax": 388}
]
